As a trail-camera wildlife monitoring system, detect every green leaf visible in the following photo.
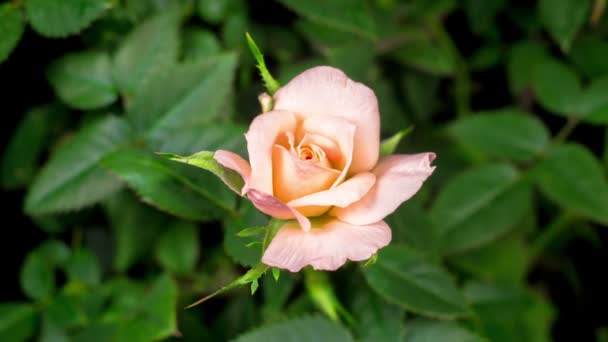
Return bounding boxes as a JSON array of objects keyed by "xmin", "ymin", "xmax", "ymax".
[
  {"xmin": 246, "ymin": 33, "xmax": 281, "ymax": 95},
  {"xmin": 384, "ymin": 199, "xmax": 439, "ymax": 258},
  {"xmin": 276, "ymin": 0, "xmax": 375, "ymax": 40},
  {"xmin": 351, "ymin": 287, "xmax": 404, "ymax": 342},
  {"xmin": 39, "ymin": 317, "xmax": 70, "ymax": 342},
  {"xmin": 104, "ymin": 191, "xmax": 167, "ymax": 272},
  {"xmin": 20, "ymin": 249, "xmax": 55, "ymax": 300},
  {"xmin": 605, "ymin": 130, "xmax": 608, "ymax": 167},
  {"xmin": 113, "ymin": 274, "xmax": 179, "ymax": 341},
  {"xmin": 570, "ymin": 36, "xmax": 608, "ymax": 78},
  {"xmin": 47, "ymin": 51, "xmax": 117, "ymax": 110},
  {"xmin": 154, "ymin": 121, "xmax": 246, "ymax": 156},
  {"xmin": 363, "ymin": 245, "xmax": 470, "ymax": 319},
  {"xmin": 223, "ymin": 201, "xmax": 267, "ymax": 267},
  {"xmin": 539, "ymin": 0, "xmax": 591, "ymax": 51},
  {"xmin": 38, "ymin": 240, "xmax": 71, "ymax": 267},
  {"xmin": 533, "ymin": 58, "xmax": 582, "ymax": 115},
  {"xmin": 250, "ymin": 279, "xmax": 259, "ymax": 295},
  {"xmin": 391, "ymin": 40, "xmax": 454, "ymax": 75},
  {"xmin": 222, "ymin": 12, "xmax": 249, "ymax": 50},
  {"xmin": 197, "ymin": 0, "xmax": 243, "ymax": 24},
  {"xmin": 506, "ymin": 40, "xmax": 547, "ymax": 93},
  {"xmin": 1, "ymin": 105, "xmax": 63, "ymax": 189},
  {"xmin": 304, "ymin": 269, "xmax": 352, "ymax": 323},
  {"xmin": 465, "ymin": 282, "xmax": 554, "ymax": 342},
  {"xmin": 237, "ymin": 226, "xmax": 267, "ymax": 238},
  {"xmin": 112, "ymin": 9, "xmax": 180, "ymax": 98},
  {"xmin": 26, "ymin": 0, "xmax": 108, "ymax": 37},
  {"xmin": 404, "ymin": 319, "xmax": 484, "ymax": 342},
  {"xmin": 581, "ymin": 76, "xmax": 608, "ymax": 124},
  {"xmin": 160, "ymin": 150, "xmax": 245, "ymax": 194},
  {"xmin": 25, "ymin": 116, "xmax": 132, "ymax": 215},
  {"xmin": 0, "ymin": 302, "xmax": 37, "ymax": 342},
  {"xmin": 156, "ymin": 221, "xmax": 199, "ymax": 275},
  {"xmin": 380, "ymin": 127, "xmax": 414, "ymax": 156},
  {"xmin": 127, "ymin": 54, "xmax": 238, "ymax": 143},
  {"xmin": 101, "ymin": 149, "xmax": 236, "ymax": 221},
  {"xmin": 450, "ymin": 237, "xmax": 529, "ymax": 285},
  {"xmin": 0, "ymin": 4, "xmax": 25, "ymax": 63},
  {"xmin": 233, "ymin": 316, "xmax": 354, "ymax": 342},
  {"xmin": 261, "ymin": 271, "xmax": 296, "ymax": 318},
  {"xmin": 182, "ymin": 28, "xmax": 222, "ymax": 61},
  {"xmin": 197, "ymin": 0, "xmax": 244, "ymax": 24},
  {"xmin": 432, "ymin": 164, "xmax": 531, "ymax": 254},
  {"xmin": 45, "ymin": 293, "xmax": 87, "ymax": 329},
  {"xmin": 534, "ymin": 59, "xmax": 608, "ymax": 120},
  {"xmin": 464, "ymin": 0, "xmax": 506, "ymax": 35},
  {"xmin": 447, "ymin": 109, "xmax": 550, "ymax": 162},
  {"xmin": 326, "ymin": 42, "xmax": 375, "ymax": 82},
  {"xmin": 531, "ymin": 144, "xmax": 608, "ymax": 224},
  {"xmin": 64, "ymin": 248, "xmax": 101, "ymax": 286}
]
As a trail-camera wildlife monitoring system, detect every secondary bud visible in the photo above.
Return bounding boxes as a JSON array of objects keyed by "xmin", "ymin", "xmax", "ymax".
[{"xmin": 258, "ymin": 92, "xmax": 273, "ymax": 112}]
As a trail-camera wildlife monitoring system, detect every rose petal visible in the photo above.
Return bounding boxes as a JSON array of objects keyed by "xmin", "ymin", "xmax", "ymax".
[
  {"xmin": 245, "ymin": 110, "xmax": 297, "ymax": 194},
  {"xmin": 299, "ymin": 115, "xmax": 356, "ymax": 186},
  {"xmin": 287, "ymin": 172, "xmax": 376, "ymax": 208},
  {"xmin": 272, "ymin": 145, "xmax": 341, "ymax": 203},
  {"xmin": 262, "ymin": 218, "xmax": 391, "ymax": 272},
  {"xmin": 274, "ymin": 66, "xmax": 380, "ymax": 174},
  {"xmin": 298, "ymin": 133, "xmax": 341, "ymax": 167},
  {"xmin": 332, "ymin": 153, "xmax": 436, "ymax": 225},
  {"xmin": 214, "ymin": 150, "xmax": 251, "ymax": 195},
  {"xmin": 247, "ymin": 189, "xmax": 311, "ymax": 232}
]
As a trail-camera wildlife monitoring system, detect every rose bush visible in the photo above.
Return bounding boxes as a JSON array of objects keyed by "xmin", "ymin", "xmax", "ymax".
[{"xmin": 215, "ymin": 66, "xmax": 436, "ymax": 272}]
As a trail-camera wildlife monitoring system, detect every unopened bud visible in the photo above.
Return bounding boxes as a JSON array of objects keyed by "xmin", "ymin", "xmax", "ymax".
[{"xmin": 258, "ymin": 92, "xmax": 273, "ymax": 112}]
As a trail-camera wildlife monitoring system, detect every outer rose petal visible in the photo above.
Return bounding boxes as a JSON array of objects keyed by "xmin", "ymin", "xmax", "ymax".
[
  {"xmin": 287, "ymin": 172, "xmax": 376, "ymax": 208},
  {"xmin": 245, "ymin": 110, "xmax": 297, "ymax": 194},
  {"xmin": 332, "ymin": 153, "xmax": 436, "ymax": 226},
  {"xmin": 247, "ymin": 189, "xmax": 311, "ymax": 232},
  {"xmin": 214, "ymin": 150, "xmax": 251, "ymax": 195},
  {"xmin": 274, "ymin": 66, "xmax": 379, "ymax": 175},
  {"xmin": 262, "ymin": 218, "xmax": 391, "ymax": 272}
]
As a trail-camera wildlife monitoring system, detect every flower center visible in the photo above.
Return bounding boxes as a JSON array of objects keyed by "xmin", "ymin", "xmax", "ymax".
[{"xmin": 300, "ymin": 147, "xmax": 314, "ymax": 160}]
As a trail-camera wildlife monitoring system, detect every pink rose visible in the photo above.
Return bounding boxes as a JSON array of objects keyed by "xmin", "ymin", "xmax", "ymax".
[{"xmin": 215, "ymin": 66, "xmax": 436, "ymax": 272}]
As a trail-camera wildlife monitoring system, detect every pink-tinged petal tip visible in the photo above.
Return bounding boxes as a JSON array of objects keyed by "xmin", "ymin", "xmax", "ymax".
[{"xmin": 247, "ymin": 189, "xmax": 311, "ymax": 231}]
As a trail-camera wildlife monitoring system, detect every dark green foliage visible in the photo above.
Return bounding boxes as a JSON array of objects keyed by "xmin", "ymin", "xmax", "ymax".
[{"xmin": 3, "ymin": 0, "xmax": 608, "ymax": 340}]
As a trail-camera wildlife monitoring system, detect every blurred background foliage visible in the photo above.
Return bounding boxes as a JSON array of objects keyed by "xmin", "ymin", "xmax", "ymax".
[{"xmin": 1, "ymin": 0, "xmax": 608, "ymax": 341}]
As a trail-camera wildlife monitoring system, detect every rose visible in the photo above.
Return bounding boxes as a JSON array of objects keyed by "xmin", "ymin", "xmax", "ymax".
[{"xmin": 215, "ymin": 66, "xmax": 436, "ymax": 272}]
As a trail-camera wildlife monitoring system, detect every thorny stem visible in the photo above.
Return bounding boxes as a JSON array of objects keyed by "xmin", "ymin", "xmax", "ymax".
[{"xmin": 430, "ymin": 19, "xmax": 472, "ymax": 118}]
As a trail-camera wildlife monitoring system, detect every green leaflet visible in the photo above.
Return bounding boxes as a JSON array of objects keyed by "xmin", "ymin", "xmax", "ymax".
[
  {"xmin": 25, "ymin": 116, "xmax": 132, "ymax": 215},
  {"xmin": 101, "ymin": 149, "xmax": 236, "ymax": 221},
  {"xmin": 26, "ymin": 0, "xmax": 108, "ymax": 37},
  {"xmin": 363, "ymin": 245, "xmax": 470, "ymax": 319}
]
